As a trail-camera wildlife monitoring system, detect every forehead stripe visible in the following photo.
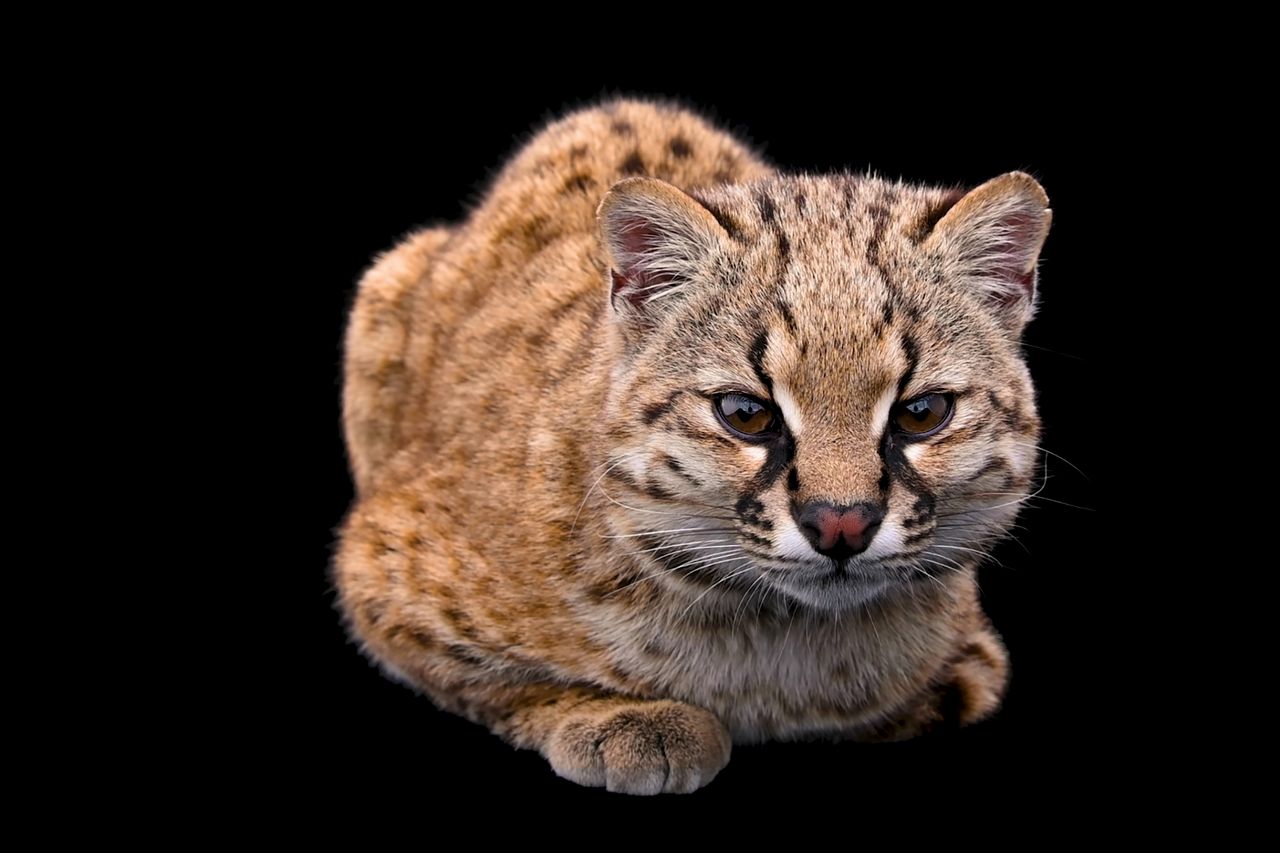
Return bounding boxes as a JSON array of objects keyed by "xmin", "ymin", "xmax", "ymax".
[
  {"xmin": 896, "ymin": 333, "xmax": 919, "ymax": 398},
  {"xmin": 748, "ymin": 330, "xmax": 773, "ymax": 395}
]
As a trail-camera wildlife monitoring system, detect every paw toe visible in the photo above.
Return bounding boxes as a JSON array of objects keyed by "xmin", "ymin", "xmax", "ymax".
[{"xmin": 547, "ymin": 701, "xmax": 730, "ymax": 795}]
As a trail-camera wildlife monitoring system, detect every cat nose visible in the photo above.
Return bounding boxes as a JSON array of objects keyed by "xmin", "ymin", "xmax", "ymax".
[{"xmin": 793, "ymin": 501, "xmax": 884, "ymax": 561}]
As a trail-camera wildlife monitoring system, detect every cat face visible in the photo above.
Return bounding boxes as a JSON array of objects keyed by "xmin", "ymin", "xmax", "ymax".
[{"xmin": 597, "ymin": 174, "xmax": 1048, "ymax": 611}]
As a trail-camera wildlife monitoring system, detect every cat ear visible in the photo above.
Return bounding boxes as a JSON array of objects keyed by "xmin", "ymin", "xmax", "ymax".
[
  {"xmin": 923, "ymin": 172, "xmax": 1052, "ymax": 334},
  {"xmin": 597, "ymin": 178, "xmax": 729, "ymax": 322}
]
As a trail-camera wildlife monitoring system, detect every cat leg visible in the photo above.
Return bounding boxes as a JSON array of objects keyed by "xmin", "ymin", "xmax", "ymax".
[
  {"xmin": 345, "ymin": 615, "xmax": 732, "ymax": 795},
  {"xmin": 342, "ymin": 226, "xmax": 452, "ymax": 496},
  {"xmin": 496, "ymin": 687, "xmax": 732, "ymax": 795},
  {"xmin": 869, "ymin": 625, "xmax": 1010, "ymax": 739},
  {"xmin": 334, "ymin": 500, "xmax": 731, "ymax": 795}
]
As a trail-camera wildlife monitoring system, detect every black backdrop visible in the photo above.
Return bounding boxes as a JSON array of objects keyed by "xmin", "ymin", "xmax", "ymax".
[{"xmin": 298, "ymin": 79, "xmax": 1108, "ymax": 806}]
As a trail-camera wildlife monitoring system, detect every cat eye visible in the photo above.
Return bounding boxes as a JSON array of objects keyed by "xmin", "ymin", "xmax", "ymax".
[
  {"xmin": 714, "ymin": 393, "xmax": 780, "ymax": 440},
  {"xmin": 892, "ymin": 392, "xmax": 954, "ymax": 438}
]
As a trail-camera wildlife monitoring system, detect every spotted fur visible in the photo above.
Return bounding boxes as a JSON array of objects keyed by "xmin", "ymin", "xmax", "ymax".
[{"xmin": 335, "ymin": 100, "xmax": 1049, "ymax": 794}]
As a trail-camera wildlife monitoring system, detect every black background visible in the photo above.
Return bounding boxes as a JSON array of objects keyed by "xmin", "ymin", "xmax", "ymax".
[{"xmin": 297, "ymin": 77, "xmax": 1109, "ymax": 807}]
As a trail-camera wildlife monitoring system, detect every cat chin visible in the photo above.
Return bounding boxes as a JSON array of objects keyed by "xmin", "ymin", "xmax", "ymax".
[{"xmin": 772, "ymin": 574, "xmax": 894, "ymax": 613}]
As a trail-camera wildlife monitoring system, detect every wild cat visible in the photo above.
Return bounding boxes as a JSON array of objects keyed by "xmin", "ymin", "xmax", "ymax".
[{"xmin": 336, "ymin": 100, "xmax": 1050, "ymax": 794}]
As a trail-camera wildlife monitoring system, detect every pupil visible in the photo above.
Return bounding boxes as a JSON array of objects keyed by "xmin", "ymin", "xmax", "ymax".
[{"xmin": 719, "ymin": 394, "xmax": 773, "ymax": 436}]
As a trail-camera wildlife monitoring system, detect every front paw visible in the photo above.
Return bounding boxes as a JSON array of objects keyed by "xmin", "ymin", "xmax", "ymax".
[{"xmin": 545, "ymin": 700, "xmax": 731, "ymax": 795}]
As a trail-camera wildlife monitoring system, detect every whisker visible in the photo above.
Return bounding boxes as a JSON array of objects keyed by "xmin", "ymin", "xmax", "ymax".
[
  {"xmin": 678, "ymin": 562, "xmax": 757, "ymax": 619},
  {"xmin": 930, "ymin": 543, "xmax": 1003, "ymax": 568},
  {"xmin": 630, "ymin": 541, "xmax": 739, "ymax": 557},
  {"xmin": 733, "ymin": 572, "xmax": 772, "ymax": 630},
  {"xmin": 603, "ymin": 526, "xmax": 732, "ymax": 540},
  {"xmin": 606, "ymin": 547, "xmax": 750, "ymax": 598},
  {"xmin": 571, "ymin": 453, "xmax": 646, "ymax": 533},
  {"xmin": 924, "ymin": 551, "xmax": 968, "ymax": 572},
  {"xmin": 912, "ymin": 560, "xmax": 950, "ymax": 591},
  {"xmin": 1010, "ymin": 441, "xmax": 1089, "ymax": 481}
]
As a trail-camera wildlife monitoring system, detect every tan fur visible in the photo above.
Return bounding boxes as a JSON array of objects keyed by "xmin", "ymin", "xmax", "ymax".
[{"xmin": 334, "ymin": 100, "xmax": 1047, "ymax": 794}]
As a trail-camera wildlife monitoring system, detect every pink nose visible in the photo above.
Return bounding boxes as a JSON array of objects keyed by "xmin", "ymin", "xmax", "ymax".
[{"xmin": 794, "ymin": 501, "xmax": 885, "ymax": 561}]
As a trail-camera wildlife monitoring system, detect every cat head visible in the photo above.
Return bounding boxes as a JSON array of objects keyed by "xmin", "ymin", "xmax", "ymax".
[{"xmin": 595, "ymin": 173, "xmax": 1049, "ymax": 612}]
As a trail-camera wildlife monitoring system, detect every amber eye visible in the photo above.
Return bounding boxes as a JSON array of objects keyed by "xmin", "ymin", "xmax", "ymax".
[
  {"xmin": 892, "ymin": 392, "xmax": 954, "ymax": 438},
  {"xmin": 714, "ymin": 393, "xmax": 779, "ymax": 440}
]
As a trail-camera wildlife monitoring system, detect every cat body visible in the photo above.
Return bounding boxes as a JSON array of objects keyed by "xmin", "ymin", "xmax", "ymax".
[{"xmin": 336, "ymin": 101, "xmax": 1048, "ymax": 794}]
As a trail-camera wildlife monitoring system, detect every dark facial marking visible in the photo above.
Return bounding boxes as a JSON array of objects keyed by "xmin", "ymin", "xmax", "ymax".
[
  {"xmin": 611, "ymin": 120, "xmax": 634, "ymax": 136},
  {"xmin": 930, "ymin": 423, "xmax": 982, "ymax": 449},
  {"xmin": 642, "ymin": 480, "xmax": 676, "ymax": 502},
  {"xmin": 563, "ymin": 174, "xmax": 594, "ymax": 194},
  {"xmin": 756, "ymin": 189, "xmax": 790, "ymax": 263},
  {"xmin": 777, "ymin": 299, "xmax": 797, "ymax": 336},
  {"xmin": 736, "ymin": 493, "xmax": 775, "ymax": 531},
  {"xmin": 668, "ymin": 136, "xmax": 693, "ymax": 158},
  {"xmin": 752, "ymin": 431, "xmax": 795, "ymax": 492},
  {"xmin": 662, "ymin": 454, "xmax": 702, "ymax": 487},
  {"xmin": 986, "ymin": 390, "xmax": 1035, "ymax": 434},
  {"xmin": 897, "ymin": 334, "xmax": 919, "ymax": 399},
  {"xmin": 748, "ymin": 330, "xmax": 774, "ymax": 395},
  {"xmin": 787, "ymin": 467, "xmax": 801, "ymax": 493},
  {"xmin": 642, "ymin": 390, "xmax": 683, "ymax": 424},
  {"xmin": 605, "ymin": 466, "xmax": 641, "ymax": 492},
  {"xmin": 902, "ymin": 528, "xmax": 932, "ymax": 546},
  {"xmin": 882, "ymin": 426, "xmax": 934, "ymax": 509},
  {"xmin": 962, "ymin": 458, "xmax": 1009, "ymax": 484},
  {"xmin": 677, "ymin": 422, "xmax": 737, "ymax": 450}
]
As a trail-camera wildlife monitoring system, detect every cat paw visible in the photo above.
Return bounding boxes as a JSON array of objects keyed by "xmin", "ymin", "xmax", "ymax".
[{"xmin": 545, "ymin": 700, "xmax": 731, "ymax": 795}]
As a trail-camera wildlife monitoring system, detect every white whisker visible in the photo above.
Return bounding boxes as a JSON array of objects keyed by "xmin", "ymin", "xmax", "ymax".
[{"xmin": 678, "ymin": 562, "xmax": 756, "ymax": 619}]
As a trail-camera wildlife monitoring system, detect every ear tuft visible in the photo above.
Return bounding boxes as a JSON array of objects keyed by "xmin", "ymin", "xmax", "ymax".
[{"xmin": 924, "ymin": 172, "xmax": 1052, "ymax": 333}]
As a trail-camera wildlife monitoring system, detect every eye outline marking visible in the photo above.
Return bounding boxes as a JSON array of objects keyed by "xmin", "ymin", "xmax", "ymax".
[
  {"xmin": 890, "ymin": 391, "xmax": 956, "ymax": 441},
  {"xmin": 708, "ymin": 391, "xmax": 783, "ymax": 443}
]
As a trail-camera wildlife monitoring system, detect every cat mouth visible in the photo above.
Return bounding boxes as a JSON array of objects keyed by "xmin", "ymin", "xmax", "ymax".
[{"xmin": 813, "ymin": 560, "xmax": 886, "ymax": 587}]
